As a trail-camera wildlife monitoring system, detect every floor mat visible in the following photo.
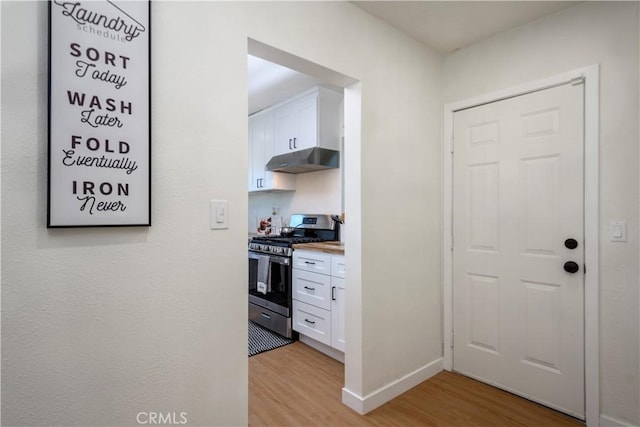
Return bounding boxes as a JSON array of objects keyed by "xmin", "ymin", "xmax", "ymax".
[{"xmin": 248, "ymin": 321, "xmax": 294, "ymax": 357}]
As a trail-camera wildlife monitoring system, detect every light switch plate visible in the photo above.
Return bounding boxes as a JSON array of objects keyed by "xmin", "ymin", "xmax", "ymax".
[
  {"xmin": 609, "ymin": 220, "xmax": 626, "ymax": 242},
  {"xmin": 210, "ymin": 200, "xmax": 228, "ymax": 230}
]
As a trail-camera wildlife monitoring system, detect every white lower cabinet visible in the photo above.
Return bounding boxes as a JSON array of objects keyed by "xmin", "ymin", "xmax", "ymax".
[
  {"xmin": 330, "ymin": 276, "xmax": 346, "ymax": 351},
  {"xmin": 292, "ymin": 250, "xmax": 345, "ymax": 353}
]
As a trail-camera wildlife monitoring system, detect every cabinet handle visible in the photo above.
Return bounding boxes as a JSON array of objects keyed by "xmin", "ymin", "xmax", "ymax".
[
  {"xmin": 332, "ymin": 286, "xmax": 336, "ymax": 301},
  {"xmin": 304, "ymin": 261, "xmax": 316, "ymax": 265},
  {"xmin": 293, "ymin": 137, "xmax": 297, "ymax": 149},
  {"xmin": 261, "ymin": 312, "xmax": 271, "ymax": 320},
  {"xmin": 304, "ymin": 318, "xmax": 316, "ymax": 325},
  {"xmin": 289, "ymin": 138, "xmax": 292, "ymax": 150},
  {"xmin": 304, "ymin": 286, "xmax": 315, "ymax": 291}
]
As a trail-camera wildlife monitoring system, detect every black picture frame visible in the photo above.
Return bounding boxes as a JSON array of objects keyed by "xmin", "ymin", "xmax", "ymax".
[{"xmin": 47, "ymin": 0, "xmax": 151, "ymax": 228}]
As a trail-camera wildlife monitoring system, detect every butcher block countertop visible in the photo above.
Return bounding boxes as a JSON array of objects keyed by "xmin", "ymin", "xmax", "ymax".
[{"xmin": 293, "ymin": 241, "xmax": 345, "ymax": 255}]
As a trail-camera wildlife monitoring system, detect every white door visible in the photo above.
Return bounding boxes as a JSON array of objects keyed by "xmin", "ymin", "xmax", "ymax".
[{"xmin": 452, "ymin": 82, "xmax": 585, "ymax": 419}]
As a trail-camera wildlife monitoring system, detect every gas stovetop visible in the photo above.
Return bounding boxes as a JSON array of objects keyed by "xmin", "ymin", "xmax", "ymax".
[
  {"xmin": 249, "ymin": 214, "xmax": 339, "ymax": 256},
  {"xmin": 251, "ymin": 235, "xmax": 330, "ymax": 245},
  {"xmin": 249, "ymin": 236, "xmax": 336, "ymax": 256}
]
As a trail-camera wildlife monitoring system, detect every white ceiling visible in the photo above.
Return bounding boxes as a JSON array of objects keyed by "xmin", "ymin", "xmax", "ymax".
[
  {"xmin": 352, "ymin": 1, "xmax": 576, "ymax": 54},
  {"xmin": 248, "ymin": 1, "xmax": 577, "ymax": 114},
  {"xmin": 248, "ymin": 55, "xmax": 328, "ymax": 115}
]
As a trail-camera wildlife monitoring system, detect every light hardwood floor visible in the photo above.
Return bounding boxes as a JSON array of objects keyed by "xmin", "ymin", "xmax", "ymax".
[{"xmin": 249, "ymin": 342, "xmax": 584, "ymax": 427}]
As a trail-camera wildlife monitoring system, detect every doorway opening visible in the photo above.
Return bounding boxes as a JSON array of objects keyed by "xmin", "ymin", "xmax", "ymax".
[{"xmin": 246, "ymin": 36, "xmax": 361, "ymax": 398}]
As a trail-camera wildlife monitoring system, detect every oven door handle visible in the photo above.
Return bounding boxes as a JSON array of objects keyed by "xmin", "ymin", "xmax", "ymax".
[{"xmin": 248, "ymin": 251, "xmax": 290, "ymax": 265}]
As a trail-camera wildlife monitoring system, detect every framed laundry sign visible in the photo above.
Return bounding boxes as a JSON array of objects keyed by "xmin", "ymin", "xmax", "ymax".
[{"xmin": 48, "ymin": 0, "xmax": 151, "ymax": 227}]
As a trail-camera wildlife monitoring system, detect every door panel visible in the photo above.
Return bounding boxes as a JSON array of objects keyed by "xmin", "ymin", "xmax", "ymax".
[
  {"xmin": 452, "ymin": 83, "xmax": 585, "ymax": 419},
  {"xmin": 468, "ymin": 163, "xmax": 499, "ymax": 250},
  {"xmin": 467, "ymin": 274, "xmax": 500, "ymax": 354}
]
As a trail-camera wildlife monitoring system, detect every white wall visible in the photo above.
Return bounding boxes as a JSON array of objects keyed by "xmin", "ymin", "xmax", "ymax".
[
  {"xmin": 248, "ymin": 169, "xmax": 342, "ymax": 234},
  {"xmin": 443, "ymin": 3, "xmax": 640, "ymax": 425},
  {"xmin": 1, "ymin": 1, "xmax": 443, "ymax": 425},
  {"xmin": 2, "ymin": 2, "xmax": 249, "ymax": 426}
]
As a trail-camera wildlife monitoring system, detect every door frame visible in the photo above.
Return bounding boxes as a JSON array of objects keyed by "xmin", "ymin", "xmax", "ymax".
[{"xmin": 442, "ymin": 65, "xmax": 600, "ymax": 426}]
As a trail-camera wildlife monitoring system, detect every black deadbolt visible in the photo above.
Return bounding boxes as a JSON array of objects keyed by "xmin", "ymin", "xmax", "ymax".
[
  {"xmin": 564, "ymin": 238, "xmax": 578, "ymax": 249},
  {"xmin": 563, "ymin": 261, "xmax": 580, "ymax": 273}
]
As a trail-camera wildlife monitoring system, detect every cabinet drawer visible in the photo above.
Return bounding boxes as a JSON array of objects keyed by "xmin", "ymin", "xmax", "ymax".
[
  {"xmin": 331, "ymin": 255, "xmax": 345, "ymax": 278},
  {"xmin": 293, "ymin": 269, "xmax": 331, "ymax": 310},
  {"xmin": 292, "ymin": 300, "xmax": 331, "ymax": 346},
  {"xmin": 293, "ymin": 250, "xmax": 331, "ymax": 275}
]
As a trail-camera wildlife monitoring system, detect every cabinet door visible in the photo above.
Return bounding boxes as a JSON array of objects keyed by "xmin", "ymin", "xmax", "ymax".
[
  {"xmin": 331, "ymin": 276, "xmax": 346, "ymax": 351},
  {"xmin": 259, "ymin": 111, "xmax": 275, "ymax": 188},
  {"xmin": 248, "ymin": 114, "xmax": 266, "ymax": 191},
  {"xmin": 331, "ymin": 255, "xmax": 345, "ymax": 278},
  {"xmin": 274, "ymin": 103, "xmax": 296, "ymax": 156},
  {"xmin": 292, "ymin": 92, "xmax": 318, "ymax": 151},
  {"xmin": 249, "ymin": 111, "xmax": 296, "ymax": 192},
  {"xmin": 273, "ymin": 92, "xmax": 318, "ymax": 155}
]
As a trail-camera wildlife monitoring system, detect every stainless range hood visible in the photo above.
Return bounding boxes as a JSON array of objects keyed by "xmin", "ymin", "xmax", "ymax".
[{"xmin": 265, "ymin": 147, "xmax": 340, "ymax": 174}]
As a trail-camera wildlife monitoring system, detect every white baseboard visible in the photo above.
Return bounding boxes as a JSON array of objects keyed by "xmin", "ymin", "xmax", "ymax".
[
  {"xmin": 299, "ymin": 334, "xmax": 344, "ymax": 363},
  {"xmin": 342, "ymin": 387, "xmax": 365, "ymax": 414},
  {"xmin": 600, "ymin": 414, "xmax": 640, "ymax": 427},
  {"xmin": 342, "ymin": 357, "xmax": 443, "ymax": 414}
]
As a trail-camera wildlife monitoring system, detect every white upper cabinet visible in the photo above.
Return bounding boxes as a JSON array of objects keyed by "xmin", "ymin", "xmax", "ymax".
[
  {"xmin": 248, "ymin": 110, "xmax": 295, "ymax": 193},
  {"xmin": 273, "ymin": 87, "xmax": 342, "ymax": 156}
]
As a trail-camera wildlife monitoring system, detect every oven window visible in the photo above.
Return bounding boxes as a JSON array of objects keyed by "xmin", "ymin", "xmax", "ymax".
[{"xmin": 248, "ymin": 255, "xmax": 291, "ymax": 309}]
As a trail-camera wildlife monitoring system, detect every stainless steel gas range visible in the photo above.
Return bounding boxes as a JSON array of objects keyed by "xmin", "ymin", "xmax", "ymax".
[{"xmin": 248, "ymin": 214, "xmax": 339, "ymax": 338}]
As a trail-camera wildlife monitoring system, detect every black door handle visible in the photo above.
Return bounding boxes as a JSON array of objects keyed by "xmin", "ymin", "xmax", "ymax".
[
  {"xmin": 564, "ymin": 261, "xmax": 579, "ymax": 273},
  {"xmin": 564, "ymin": 238, "xmax": 578, "ymax": 249}
]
